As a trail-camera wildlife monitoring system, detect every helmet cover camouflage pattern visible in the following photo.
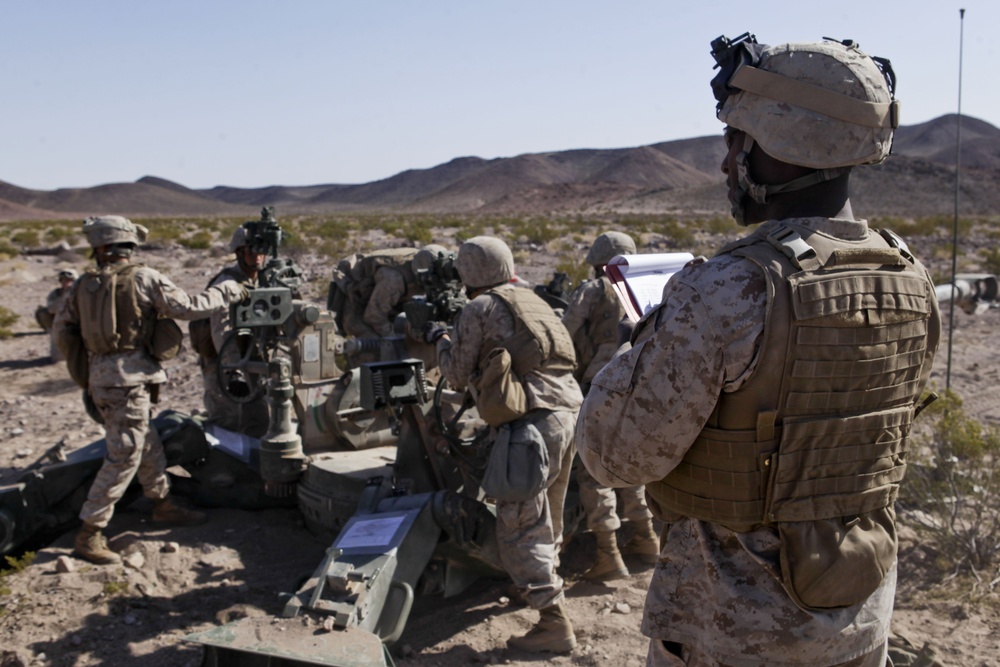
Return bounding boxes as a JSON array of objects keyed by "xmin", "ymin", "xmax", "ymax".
[
  {"xmin": 58, "ymin": 268, "xmax": 79, "ymax": 281},
  {"xmin": 81, "ymin": 216, "xmax": 148, "ymax": 248},
  {"xmin": 456, "ymin": 236, "xmax": 514, "ymax": 289},
  {"xmin": 719, "ymin": 40, "xmax": 897, "ymax": 169},
  {"xmin": 228, "ymin": 225, "xmax": 252, "ymax": 252},
  {"xmin": 586, "ymin": 231, "xmax": 637, "ymax": 266}
]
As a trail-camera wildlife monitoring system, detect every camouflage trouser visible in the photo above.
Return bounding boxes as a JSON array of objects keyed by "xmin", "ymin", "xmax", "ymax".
[
  {"xmin": 645, "ymin": 639, "xmax": 888, "ymax": 666},
  {"xmin": 201, "ymin": 357, "xmax": 270, "ymax": 438},
  {"xmin": 496, "ymin": 408, "xmax": 576, "ymax": 610},
  {"xmin": 79, "ymin": 383, "xmax": 170, "ymax": 529},
  {"xmin": 576, "ymin": 459, "xmax": 652, "ymax": 532}
]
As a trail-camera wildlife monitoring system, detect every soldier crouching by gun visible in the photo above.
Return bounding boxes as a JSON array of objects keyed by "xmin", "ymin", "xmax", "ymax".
[
  {"xmin": 330, "ymin": 244, "xmax": 456, "ymax": 368},
  {"xmin": 53, "ymin": 215, "xmax": 248, "ymax": 565}
]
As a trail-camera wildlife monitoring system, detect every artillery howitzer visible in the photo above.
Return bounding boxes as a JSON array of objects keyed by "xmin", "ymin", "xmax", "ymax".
[{"xmin": 0, "ymin": 210, "xmax": 514, "ymax": 667}]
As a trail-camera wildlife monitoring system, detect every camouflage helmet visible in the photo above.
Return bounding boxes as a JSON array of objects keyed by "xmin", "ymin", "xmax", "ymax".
[
  {"xmin": 81, "ymin": 215, "xmax": 148, "ymax": 248},
  {"xmin": 456, "ymin": 236, "xmax": 514, "ymax": 289},
  {"xmin": 718, "ymin": 39, "xmax": 899, "ymax": 169},
  {"xmin": 228, "ymin": 224, "xmax": 251, "ymax": 252},
  {"xmin": 585, "ymin": 231, "xmax": 636, "ymax": 267},
  {"xmin": 58, "ymin": 268, "xmax": 79, "ymax": 281},
  {"xmin": 411, "ymin": 244, "xmax": 449, "ymax": 273}
]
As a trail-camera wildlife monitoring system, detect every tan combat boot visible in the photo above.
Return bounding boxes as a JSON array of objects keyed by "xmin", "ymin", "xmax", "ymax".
[
  {"xmin": 621, "ymin": 519, "xmax": 660, "ymax": 565},
  {"xmin": 151, "ymin": 497, "xmax": 207, "ymax": 526},
  {"xmin": 73, "ymin": 523, "xmax": 121, "ymax": 565},
  {"xmin": 582, "ymin": 530, "xmax": 629, "ymax": 581},
  {"xmin": 507, "ymin": 601, "xmax": 577, "ymax": 653}
]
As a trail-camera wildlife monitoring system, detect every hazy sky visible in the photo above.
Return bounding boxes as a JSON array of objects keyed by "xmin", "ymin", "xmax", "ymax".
[{"xmin": 4, "ymin": 0, "xmax": 994, "ymax": 190}]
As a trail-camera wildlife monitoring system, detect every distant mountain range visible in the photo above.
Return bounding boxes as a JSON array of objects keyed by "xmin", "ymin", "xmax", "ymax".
[{"xmin": 2, "ymin": 114, "xmax": 999, "ymax": 222}]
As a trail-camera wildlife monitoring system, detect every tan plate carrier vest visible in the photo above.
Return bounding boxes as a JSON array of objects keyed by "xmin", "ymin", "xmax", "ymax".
[
  {"xmin": 77, "ymin": 263, "xmax": 156, "ymax": 356},
  {"xmin": 349, "ymin": 248, "xmax": 421, "ymax": 309},
  {"xmin": 571, "ymin": 276, "xmax": 623, "ymax": 382},
  {"xmin": 483, "ymin": 286, "xmax": 577, "ymax": 378},
  {"xmin": 646, "ymin": 222, "xmax": 938, "ymax": 610}
]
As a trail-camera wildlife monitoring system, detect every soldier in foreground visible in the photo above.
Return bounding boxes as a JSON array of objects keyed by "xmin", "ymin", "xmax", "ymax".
[
  {"xmin": 54, "ymin": 216, "xmax": 247, "ymax": 565},
  {"xmin": 35, "ymin": 268, "xmax": 78, "ymax": 362},
  {"xmin": 578, "ymin": 36, "xmax": 940, "ymax": 666},
  {"xmin": 429, "ymin": 236, "xmax": 583, "ymax": 653},
  {"xmin": 192, "ymin": 225, "xmax": 270, "ymax": 437},
  {"xmin": 562, "ymin": 231, "xmax": 658, "ymax": 581}
]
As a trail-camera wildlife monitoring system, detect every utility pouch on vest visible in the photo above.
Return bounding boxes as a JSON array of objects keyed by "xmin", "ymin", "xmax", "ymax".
[
  {"xmin": 472, "ymin": 347, "xmax": 528, "ymax": 427},
  {"xmin": 148, "ymin": 317, "xmax": 183, "ymax": 361},
  {"xmin": 57, "ymin": 324, "xmax": 89, "ymax": 388},
  {"xmin": 778, "ymin": 506, "xmax": 897, "ymax": 610},
  {"xmin": 481, "ymin": 419, "xmax": 549, "ymax": 502},
  {"xmin": 188, "ymin": 317, "xmax": 216, "ymax": 360}
]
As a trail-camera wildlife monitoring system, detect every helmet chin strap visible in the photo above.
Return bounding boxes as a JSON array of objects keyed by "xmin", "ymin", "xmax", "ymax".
[{"xmin": 732, "ymin": 134, "xmax": 849, "ymax": 225}]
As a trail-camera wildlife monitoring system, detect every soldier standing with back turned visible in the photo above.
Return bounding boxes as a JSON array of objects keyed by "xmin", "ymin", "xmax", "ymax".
[
  {"xmin": 562, "ymin": 231, "xmax": 659, "ymax": 581},
  {"xmin": 578, "ymin": 36, "xmax": 940, "ymax": 666},
  {"xmin": 54, "ymin": 216, "xmax": 247, "ymax": 565},
  {"xmin": 429, "ymin": 236, "xmax": 583, "ymax": 654}
]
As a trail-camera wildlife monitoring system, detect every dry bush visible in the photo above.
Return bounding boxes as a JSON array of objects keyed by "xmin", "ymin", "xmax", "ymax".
[{"xmin": 901, "ymin": 390, "xmax": 1000, "ymax": 587}]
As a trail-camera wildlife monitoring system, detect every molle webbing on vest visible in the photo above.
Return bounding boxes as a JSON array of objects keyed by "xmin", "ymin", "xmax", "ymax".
[
  {"xmin": 647, "ymin": 222, "xmax": 934, "ymax": 532},
  {"xmin": 76, "ymin": 263, "xmax": 148, "ymax": 355},
  {"xmin": 486, "ymin": 287, "xmax": 576, "ymax": 376}
]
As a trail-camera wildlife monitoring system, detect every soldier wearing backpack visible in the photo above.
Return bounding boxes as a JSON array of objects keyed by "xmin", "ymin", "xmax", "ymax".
[
  {"xmin": 54, "ymin": 215, "xmax": 247, "ymax": 565},
  {"xmin": 429, "ymin": 236, "xmax": 583, "ymax": 654}
]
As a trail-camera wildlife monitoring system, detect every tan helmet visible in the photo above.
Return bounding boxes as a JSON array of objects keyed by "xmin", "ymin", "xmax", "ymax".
[
  {"xmin": 718, "ymin": 39, "xmax": 899, "ymax": 169},
  {"xmin": 228, "ymin": 225, "xmax": 251, "ymax": 252},
  {"xmin": 58, "ymin": 268, "xmax": 79, "ymax": 281},
  {"xmin": 411, "ymin": 244, "xmax": 449, "ymax": 273},
  {"xmin": 586, "ymin": 231, "xmax": 636, "ymax": 267},
  {"xmin": 456, "ymin": 236, "xmax": 514, "ymax": 289},
  {"xmin": 82, "ymin": 215, "xmax": 148, "ymax": 248}
]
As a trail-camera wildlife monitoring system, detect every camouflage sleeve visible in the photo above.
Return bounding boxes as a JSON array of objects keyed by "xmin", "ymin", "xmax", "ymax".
[
  {"xmin": 577, "ymin": 256, "xmax": 766, "ymax": 488},
  {"xmin": 208, "ymin": 270, "xmax": 238, "ymax": 351},
  {"xmin": 436, "ymin": 296, "xmax": 490, "ymax": 390},
  {"xmin": 364, "ymin": 267, "xmax": 406, "ymax": 337},
  {"xmin": 136, "ymin": 268, "xmax": 240, "ymax": 321}
]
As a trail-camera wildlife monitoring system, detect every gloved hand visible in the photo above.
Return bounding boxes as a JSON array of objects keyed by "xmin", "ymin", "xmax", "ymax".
[
  {"xmin": 236, "ymin": 283, "xmax": 252, "ymax": 303},
  {"xmin": 423, "ymin": 321, "xmax": 448, "ymax": 344}
]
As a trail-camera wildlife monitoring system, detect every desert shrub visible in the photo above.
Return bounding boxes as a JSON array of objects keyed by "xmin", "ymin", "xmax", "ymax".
[
  {"xmin": 0, "ymin": 552, "xmax": 36, "ymax": 597},
  {"xmin": 506, "ymin": 217, "xmax": 563, "ymax": 246},
  {"xmin": 982, "ymin": 248, "xmax": 1000, "ymax": 276},
  {"xmin": 9, "ymin": 229, "xmax": 40, "ymax": 247},
  {"xmin": 901, "ymin": 390, "xmax": 1000, "ymax": 583},
  {"xmin": 0, "ymin": 305, "xmax": 18, "ymax": 339},
  {"xmin": 554, "ymin": 257, "xmax": 591, "ymax": 291},
  {"xmin": 647, "ymin": 218, "xmax": 695, "ymax": 247},
  {"xmin": 698, "ymin": 216, "xmax": 741, "ymax": 235},
  {"xmin": 454, "ymin": 221, "xmax": 486, "ymax": 243},
  {"xmin": 179, "ymin": 230, "xmax": 213, "ymax": 250},
  {"xmin": 0, "ymin": 240, "xmax": 18, "ymax": 259}
]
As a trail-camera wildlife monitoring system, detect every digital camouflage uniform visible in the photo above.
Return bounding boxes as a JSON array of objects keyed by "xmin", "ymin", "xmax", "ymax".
[
  {"xmin": 578, "ymin": 217, "xmax": 941, "ymax": 667},
  {"xmin": 436, "ymin": 282, "xmax": 583, "ymax": 610},
  {"xmin": 55, "ymin": 266, "xmax": 243, "ymax": 529},
  {"xmin": 562, "ymin": 276, "xmax": 652, "ymax": 534},
  {"xmin": 199, "ymin": 263, "xmax": 270, "ymax": 437}
]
